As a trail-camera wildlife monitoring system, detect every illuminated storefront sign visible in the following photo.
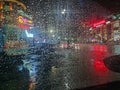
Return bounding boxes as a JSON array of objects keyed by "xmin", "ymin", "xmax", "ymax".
[
  {"xmin": 17, "ymin": 10, "xmax": 33, "ymax": 29},
  {"xmin": 18, "ymin": 24, "xmax": 30, "ymax": 29},
  {"xmin": 93, "ymin": 20, "xmax": 106, "ymax": 27},
  {"xmin": 17, "ymin": 16, "xmax": 33, "ymax": 26}
]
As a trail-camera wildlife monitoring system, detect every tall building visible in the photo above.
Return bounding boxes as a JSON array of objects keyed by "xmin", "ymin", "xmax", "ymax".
[{"xmin": 88, "ymin": 14, "xmax": 120, "ymax": 44}]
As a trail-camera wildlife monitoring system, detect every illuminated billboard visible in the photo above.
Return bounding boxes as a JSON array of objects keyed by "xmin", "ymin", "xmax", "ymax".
[
  {"xmin": 93, "ymin": 20, "xmax": 106, "ymax": 27},
  {"xmin": 17, "ymin": 16, "xmax": 33, "ymax": 29},
  {"xmin": 17, "ymin": 16, "xmax": 33, "ymax": 25}
]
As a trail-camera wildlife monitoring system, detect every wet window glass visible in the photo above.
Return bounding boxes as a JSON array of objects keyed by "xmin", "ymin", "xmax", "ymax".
[{"xmin": 0, "ymin": 0, "xmax": 120, "ymax": 90}]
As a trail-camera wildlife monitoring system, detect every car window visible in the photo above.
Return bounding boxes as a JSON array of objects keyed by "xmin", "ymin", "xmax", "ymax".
[{"xmin": 0, "ymin": 0, "xmax": 120, "ymax": 90}]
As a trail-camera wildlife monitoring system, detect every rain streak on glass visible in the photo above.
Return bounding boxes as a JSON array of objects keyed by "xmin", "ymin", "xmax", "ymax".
[{"xmin": 1, "ymin": 0, "xmax": 120, "ymax": 90}]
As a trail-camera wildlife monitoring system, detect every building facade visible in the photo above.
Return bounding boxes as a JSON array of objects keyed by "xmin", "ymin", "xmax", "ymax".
[
  {"xmin": 88, "ymin": 15, "xmax": 120, "ymax": 44},
  {"xmin": 0, "ymin": 0, "xmax": 33, "ymax": 56},
  {"xmin": 0, "ymin": 0, "xmax": 28, "ymax": 26}
]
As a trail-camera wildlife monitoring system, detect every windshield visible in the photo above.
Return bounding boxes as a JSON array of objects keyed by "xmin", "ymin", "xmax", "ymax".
[{"xmin": 0, "ymin": 0, "xmax": 120, "ymax": 90}]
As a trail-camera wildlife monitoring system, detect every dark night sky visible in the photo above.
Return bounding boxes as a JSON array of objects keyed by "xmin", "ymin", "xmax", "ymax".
[
  {"xmin": 20, "ymin": 0, "xmax": 120, "ymax": 14},
  {"xmin": 93, "ymin": 0, "xmax": 120, "ymax": 14}
]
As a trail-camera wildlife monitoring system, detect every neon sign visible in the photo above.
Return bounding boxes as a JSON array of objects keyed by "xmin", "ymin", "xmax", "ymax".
[
  {"xmin": 18, "ymin": 24, "xmax": 30, "ymax": 29},
  {"xmin": 17, "ymin": 16, "xmax": 33, "ymax": 26},
  {"xmin": 93, "ymin": 20, "xmax": 106, "ymax": 27}
]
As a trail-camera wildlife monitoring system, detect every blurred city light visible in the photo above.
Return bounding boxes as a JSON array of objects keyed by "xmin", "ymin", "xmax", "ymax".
[
  {"xmin": 52, "ymin": 34, "xmax": 55, "ymax": 37},
  {"xmin": 61, "ymin": 9, "xmax": 66, "ymax": 14},
  {"xmin": 89, "ymin": 27, "xmax": 92, "ymax": 30},
  {"xmin": 25, "ymin": 30, "xmax": 34, "ymax": 37},
  {"xmin": 93, "ymin": 20, "xmax": 106, "ymax": 27},
  {"xmin": 50, "ymin": 30, "xmax": 53, "ymax": 33},
  {"xmin": 58, "ymin": 36, "xmax": 60, "ymax": 39},
  {"xmin": 106, "ymin": 21, "xmax": 111, "ymax": 24}
]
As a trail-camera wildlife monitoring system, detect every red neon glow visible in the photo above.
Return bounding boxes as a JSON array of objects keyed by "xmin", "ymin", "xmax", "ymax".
[
  {"xmin": 18, "ymin": 24, "xmax": 30, "ymax": 29},
  {"xmin": 93, "ymin": 20, "xmax": 106, "ymax": 27}
]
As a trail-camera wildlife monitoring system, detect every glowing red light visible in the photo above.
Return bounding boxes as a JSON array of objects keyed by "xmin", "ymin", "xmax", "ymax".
[
  {"xmin": 92, "ymin": 45, "xmax": 107, "ymax": 52},
  {"xmin": 93, "ymin": 20, "xmax": 106, "ymax": 27},
  {"xmin": 18, "ymin": 24, "xmax": 30, "ymax": 29},
  {"xmin": 91, "ymin": 45, "xmax": 108, "ymax": 72}
]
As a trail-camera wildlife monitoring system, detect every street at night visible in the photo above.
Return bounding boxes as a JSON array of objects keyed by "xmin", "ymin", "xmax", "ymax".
[
  {"xmin": 1, "ymin": 0, "xmax": 120, "ymax": 90},
  {"xmin": 23, "ymin": 44, "xmax": 120, "ymax": 90},
  {"xmin": 48, "ymin": 44, "xmax": 120, "ymax": 90}
]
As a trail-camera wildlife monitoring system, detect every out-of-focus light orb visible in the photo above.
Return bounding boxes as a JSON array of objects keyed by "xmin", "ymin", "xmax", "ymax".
[
  {"xmin": 52, "ymin": 35, "xmax": 55, "ymax": 37},
  {"xmin": 58, "ymin": 36, "xmax": 60, "ymax": 39},
  {"xmin": 61, "ymin": 9, "xmax": 66, "ymax": 14},
  {"xmin": 89, "ymin": 27, "xmax": 92, "ymax": 30},
  {"xmin": 50, "ymin": 30, "xmax": 53, "ymax": 33},
  {"xmin": 61, "ymin": 11, "xmax": 65, "ymax": 14},
  {"xmin": 65, "ymin": 37, "xmax": 67, "ymax": 40}
]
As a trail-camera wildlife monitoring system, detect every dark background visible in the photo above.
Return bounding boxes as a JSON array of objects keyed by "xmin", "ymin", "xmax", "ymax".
[
  {"xmin": 20, "ymin": 0, "xmax": 120, "ymax": 14},
  {"xmin": 93, "ymin": 0, "xmax": 120, "ymax": 13}
]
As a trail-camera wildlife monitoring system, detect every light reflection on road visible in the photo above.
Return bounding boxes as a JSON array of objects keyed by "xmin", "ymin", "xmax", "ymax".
[
  {"xmin": 49, "ymin": 44, "xmax": 120, "ymax": 90},
  {"xmin": 27, "ymin": 44, "xmax": 120, "ymax": 90}
]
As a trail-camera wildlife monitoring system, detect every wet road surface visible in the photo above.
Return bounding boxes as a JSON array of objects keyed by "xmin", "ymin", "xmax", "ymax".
[
  {"xmin": 29, "ymin": 44, "xmax": 120, "ymax": 90},
  {"xmin": 1, "ymin": 44, "xmax": 120, "ymax": 90}
]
